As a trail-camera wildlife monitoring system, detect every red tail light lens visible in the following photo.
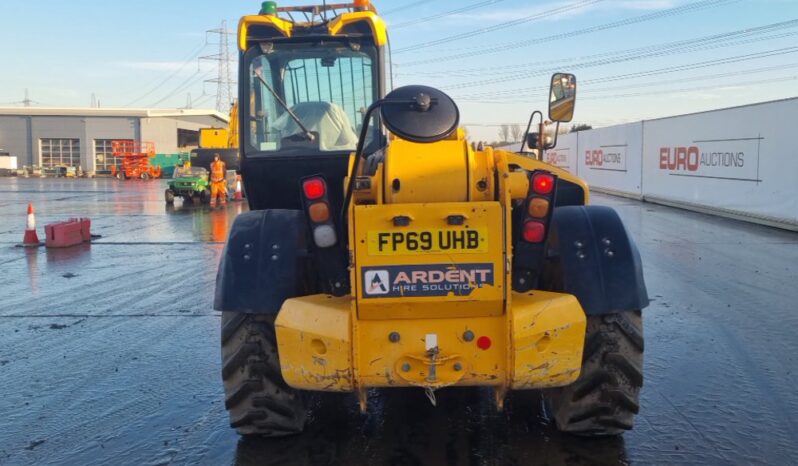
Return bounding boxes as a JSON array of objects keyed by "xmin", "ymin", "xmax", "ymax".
[
  {"xmin": 302, "ymin": 178, "xmax": 325, "ymax": 200},
  {"xmin": 523, "ymin": 220, "xmax": 546, "ymax": 243},
  {"xmin": 532, "ymin": 173, "xmax": 554, "ymax": 195}
]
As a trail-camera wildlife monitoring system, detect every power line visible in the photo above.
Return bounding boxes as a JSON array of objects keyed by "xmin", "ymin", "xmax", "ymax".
[
  {"xmin": 459, "ymin": 62, "xmax": 798, "ymax": 102},
  {"xmin": 150, "ymin": 70, "xmax": 214, "ymax": 107},
  {"xmin": 124, "ymin": 41, "xmax": 208, "ymax": 107},
  {"xmin": 400, "ymin": 19, "xmax": 798, "ymax": 79},
  {"xmin": 580, "ymin": 75, "xmax": 798, "ymax": 101},
  {"xmin": 380, "ymin": 0, "xmax": 429, "ymax": 16},
  {"xmin": 390, "ymin": 0, "xmax": 508, "ymax": 30},
  {"xmin": 394, "ymin": 0, "xmax": 602, "ymax": 54},
  {"xmin": 398, "ymin": 0, "xmax": 738, "ymax": 65},
  {"xmin": 193, "ymin": 93, "xmax": 215, "ymax": 108},
  {"xmin": 442, "ymin": 25, "xmax": 798, "ymax": 93},
  {"xmin": 460, "ymin": 74, "xmax": 798, "ymax": 129},
  {"xmin": 473, "ymin": 75, "xmax": 798, "ymax": 103},
  {"xmin": 455, "ymin": 49, "xmax": 798, "ymax": 103}
]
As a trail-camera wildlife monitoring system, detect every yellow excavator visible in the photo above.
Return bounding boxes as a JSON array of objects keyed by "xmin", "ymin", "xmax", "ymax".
[{"xmin": 215, "ymin": 1, "xmax": 648, "ymax": 438}]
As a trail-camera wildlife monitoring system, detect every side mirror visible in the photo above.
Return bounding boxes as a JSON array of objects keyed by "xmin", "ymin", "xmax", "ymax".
[
  {"xmin": 380, "ymin": 85, "xmax": 460, "ymax": 143},
  {"xmin": 548, "ymin": 72, "xmax": 576, "ymax": 123},
  {"xmin": 525, "ymin": 131, "xmax": 555, "ymax": 151},
  {"xmin": 526, "ymin": 132, "xmax": 539, "ymax": 151}
]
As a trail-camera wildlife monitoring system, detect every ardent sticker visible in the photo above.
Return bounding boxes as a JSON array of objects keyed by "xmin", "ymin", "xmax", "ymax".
[{"xmin": 361, "ymin": 263, "xmax": 494, "ymax": 298}]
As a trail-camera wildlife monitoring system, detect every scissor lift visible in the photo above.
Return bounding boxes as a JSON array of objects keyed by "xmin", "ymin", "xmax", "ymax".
[{"xmin": 111, "ymin": 141, "xmax": 162, "ymax": 180}]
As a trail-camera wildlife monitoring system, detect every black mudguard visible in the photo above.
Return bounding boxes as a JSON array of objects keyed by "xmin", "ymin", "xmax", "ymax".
[
  {"xmin": 214, "ymin": 209, "xmax": 309, "ymax": 314},
  {"xmin": 548, "ymin": 205, "xmax": 649, "ymax": 315}
]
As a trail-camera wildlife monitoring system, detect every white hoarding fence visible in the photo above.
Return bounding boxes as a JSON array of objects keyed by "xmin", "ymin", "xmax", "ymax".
[
  {"xmin": 543, "ymin": 132, "xmax": 578, "ymax": 173},
  {"xmin": 563, "ymin": 97, "xmax": 798, "ymax": 230},
  {"xmin": 641, "ymin": 98, "xmax": 798, "ymax": 229},
  {"xmin": 576, "ymin": 122, "xmax": 644, "ymax": 198}
]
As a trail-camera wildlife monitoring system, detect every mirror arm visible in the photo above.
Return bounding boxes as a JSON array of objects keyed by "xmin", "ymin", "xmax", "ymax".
[
  {"xmin": 520, "ymin": 110, "xmax": 543, "ymax": 155},
  {"xmin": 340, "ymin": 96, "xmax": 428, "ymax": 226},
  {"xmin": 341, "ymin": 95, "xmax": 448, "ymax": 225},
  {"xmin": 341, "ymin": 100, "xmax": 384, "ymax": 226},
  {"xmin": 545, "ymin": 121, "xmax": 561, "ymax": 151}
]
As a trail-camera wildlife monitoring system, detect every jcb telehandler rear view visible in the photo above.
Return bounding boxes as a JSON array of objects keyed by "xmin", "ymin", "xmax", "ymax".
[{"xmin": 216, "ymin": 1, "xmax": 648, "ymax": 437}]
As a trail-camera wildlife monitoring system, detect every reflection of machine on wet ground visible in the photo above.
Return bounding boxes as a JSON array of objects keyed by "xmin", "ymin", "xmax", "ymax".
[{"xmin": 230, "ymin": 388, "xmax": 628, "ymax": 466}]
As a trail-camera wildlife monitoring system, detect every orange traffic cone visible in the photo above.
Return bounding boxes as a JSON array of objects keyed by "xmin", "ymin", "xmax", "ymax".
[
  {"xmin": 23, "ymin": 203, "xmax": 40, "ymax": 247},
  {"xmin": 233, "ymin": 176, "xmax": 243, "ymax": 201}
]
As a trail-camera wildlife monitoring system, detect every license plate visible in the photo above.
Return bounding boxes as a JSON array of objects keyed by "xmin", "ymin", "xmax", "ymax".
[{"xmin": 367, "ymin": 228, "xmax": 488, "ymax": 255}]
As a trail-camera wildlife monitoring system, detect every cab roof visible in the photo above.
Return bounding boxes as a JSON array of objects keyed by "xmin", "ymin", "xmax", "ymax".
[{"xmin": 238, "ymin": 2, "xmax": 387, "ymax": 51}]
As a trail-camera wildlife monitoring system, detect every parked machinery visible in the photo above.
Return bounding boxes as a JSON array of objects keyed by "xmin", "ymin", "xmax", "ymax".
[
  {"xmin": 111, "ymin": 141, "xmax": 162, "ymax": 180},
  {"xmin": 215, "ymin": 1, "xmax": 648, "ymax": 438}
]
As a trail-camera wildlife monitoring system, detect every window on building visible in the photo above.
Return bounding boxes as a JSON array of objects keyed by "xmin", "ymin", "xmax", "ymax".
[
  {"xmin": 94, "ymin": 139, "xmax": 130, "ymax": 172},
  {"xmin": 40, "ymin": 138, "xmax": 80, "ymax": 167}
]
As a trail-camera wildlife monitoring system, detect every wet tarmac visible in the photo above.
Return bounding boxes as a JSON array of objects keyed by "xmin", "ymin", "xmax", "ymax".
[{"xmin": 1, "ymin": 177, "xmax": 797, "ymax": 465}]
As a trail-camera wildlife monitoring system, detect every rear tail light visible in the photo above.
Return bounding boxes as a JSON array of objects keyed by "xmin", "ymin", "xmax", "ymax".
[
  {"xmin": 303, "ymin": 178, "xmax": 326, "ymax": 200},
  {"xmin": 521, "ymin": 171, "xmax": 557, "ymax": 236},
  {"xmin": 523, "ymin": 220, "xmax": 546, "ymax": 243},
  {"xmin": 513, "ymin": 170, "xmax": 558, "ymax": 292},
  {"xmin": 532, "ymin": 173, "xmax": 554, "ymax": 195},
  {"xmin": 312, "ymin": 225, "xmax": 337, "ymax": 248},
  {"xmin": 308, "ymin": 202, "xmax": 331, "ymax": 223},
  {"xmin": 527, "ymin": 197, "xmax": 549, "ymax": 218},
  {"xmin": 301, "ymin": 176, "xmax": 337, "ymax": 248}
]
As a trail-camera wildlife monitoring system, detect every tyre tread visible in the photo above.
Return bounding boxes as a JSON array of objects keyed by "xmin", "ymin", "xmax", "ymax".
[
  {"xmin": 545, "ymin": 311, "xmax": 643, "ymax": 436},
  {"xmin": 221, "ymin": 312, "xmax": 306, "ymax": 436}
]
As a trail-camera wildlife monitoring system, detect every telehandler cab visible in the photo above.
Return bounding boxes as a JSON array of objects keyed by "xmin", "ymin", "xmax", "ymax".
[{"xmin": 216, "ymin": 1, "xmax": 648, "ymax": 438}]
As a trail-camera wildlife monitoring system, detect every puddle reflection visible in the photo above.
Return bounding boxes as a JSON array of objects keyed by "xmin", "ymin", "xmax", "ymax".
[{"xmin": 165, "ymin": 201, "xmax": 247, "ymax": 242}]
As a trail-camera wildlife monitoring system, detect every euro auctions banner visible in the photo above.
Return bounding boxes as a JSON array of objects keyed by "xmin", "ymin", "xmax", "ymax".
[
  {"xmin": 642, "ymin": 98, "xmax": 798, "ymax": 225},
  {"xmin": 543, "ymin": 132, "xmax": 578, "ymax": 173},
  {"xmin": 577, "ymin": 122, "xmax": 644, "ymax": 197}
]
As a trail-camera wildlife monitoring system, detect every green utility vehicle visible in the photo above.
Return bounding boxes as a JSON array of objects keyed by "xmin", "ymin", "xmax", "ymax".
[{"xmin": 165, "ymin": 166, "xmax": 211, "ymax": 204}]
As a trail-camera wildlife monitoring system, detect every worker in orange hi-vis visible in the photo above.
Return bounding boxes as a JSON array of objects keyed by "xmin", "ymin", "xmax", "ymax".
[{"xmin": 209, "ymin": 153, "xmax": 227, "ymax": 208}]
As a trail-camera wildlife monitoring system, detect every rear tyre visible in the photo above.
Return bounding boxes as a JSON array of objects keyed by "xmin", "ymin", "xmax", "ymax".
[
  {"xmin": 545, "ymin": 311, "xmax": 643, "ymax": 436},
  {"xmin": 201, "ymin": 189, "xmax": 211, "ymax": 204},
  {"xmin": 221, "ymin": 312, "xmax": 306, "ymax": 437},
  {"xmin": 164, "ymin": 189, "xmax": 175, "ymax": 204},
  {"xmin": 116, "ymin": 171, "xmax": 126, "ymax": 180}
]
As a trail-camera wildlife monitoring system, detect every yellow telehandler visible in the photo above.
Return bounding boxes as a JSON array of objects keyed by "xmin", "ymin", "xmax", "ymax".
[{"xmin": 216, "ymin": 0, "xmax": 648, "ymax": 437}]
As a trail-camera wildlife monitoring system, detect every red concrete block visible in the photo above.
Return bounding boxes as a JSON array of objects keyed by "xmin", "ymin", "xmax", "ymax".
[
  {"xmin": 45, "ymin": 218, "xmax": 91, "ymax": 248},
  {"xmin": 78, "ymin": 218, "xmax": 91, "ymax": 241}
]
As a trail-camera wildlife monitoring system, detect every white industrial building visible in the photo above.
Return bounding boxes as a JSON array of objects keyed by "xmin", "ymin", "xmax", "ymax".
[{"xmin": 0, "ymin": 107, "xmax": 228, "ymax": 174}]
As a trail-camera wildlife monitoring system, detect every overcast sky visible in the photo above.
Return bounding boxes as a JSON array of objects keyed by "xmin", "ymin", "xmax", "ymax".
[{"xmin": 1, "ymin": 0, "xmax": 797, "ymax": 141}]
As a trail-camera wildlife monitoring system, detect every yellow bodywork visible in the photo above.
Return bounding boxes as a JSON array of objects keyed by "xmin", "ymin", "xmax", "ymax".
[
  {"xmin": 276, "ymin": 291, "xmax": 585, "ymax": 392},
  {"xmin": 247, "ymin": 3, "xmax": 592, "ymax": 403},
  {"xmin": 274, "ymin": 128, "xmax": 589, "ymax": 402},
  {"xmin": 198, "ymin": 100, "xmax": 239, "ymax": 150},
  {"xmin": 199, "ymin": 128, "xmax": 230, "ymax": 149},
  {"xmin": 238, "ymin": 8, "xmax": 387, "ymax": 51}
]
